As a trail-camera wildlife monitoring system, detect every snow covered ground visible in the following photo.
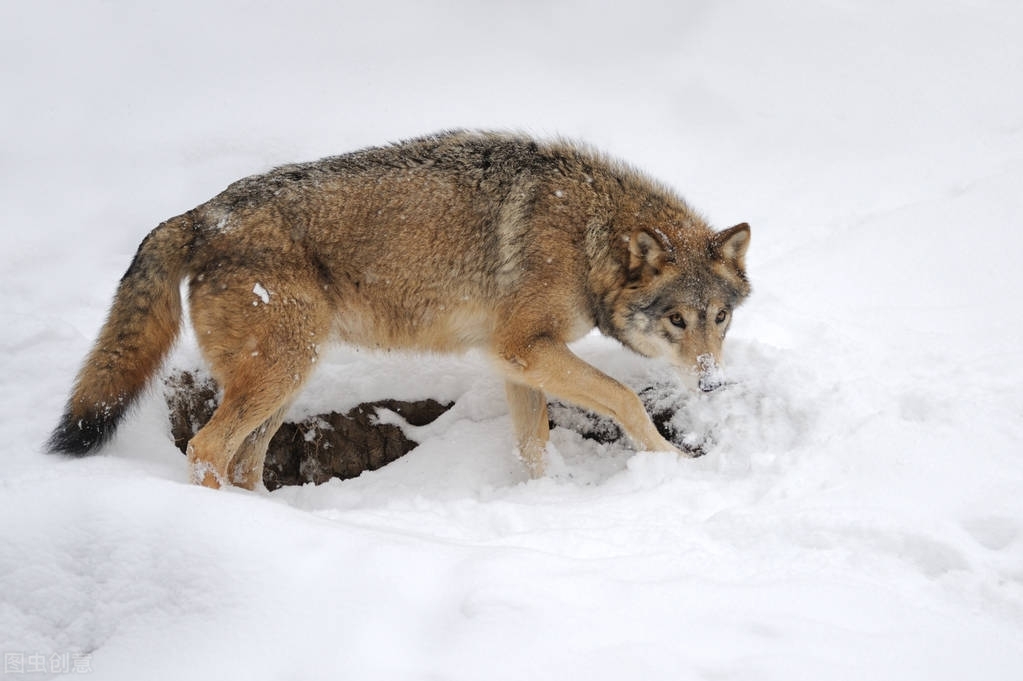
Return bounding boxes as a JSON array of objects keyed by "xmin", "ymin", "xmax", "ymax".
[{"xmin": 2, "ymin": 1, "xmax": 1022, "ymax": 678}]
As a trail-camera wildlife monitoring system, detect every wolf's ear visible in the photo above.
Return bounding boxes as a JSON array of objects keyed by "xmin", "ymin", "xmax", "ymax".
[
  {"xmin": 628, "ymin": 229, "xmax": 670, "ymax": 278},
  {"xmin": 712, "ymin": 223, "xmax": 750, "ymax": 270}
]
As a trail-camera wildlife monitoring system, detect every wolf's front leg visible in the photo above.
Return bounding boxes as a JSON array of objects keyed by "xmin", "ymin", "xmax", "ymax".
[
  {"xmin": 505, "ymin": 381, "xmax": 550, "ymax": 478},
  {"xmin": 496, "ymin": 338, "xmax": 682, "ymax": 457}
]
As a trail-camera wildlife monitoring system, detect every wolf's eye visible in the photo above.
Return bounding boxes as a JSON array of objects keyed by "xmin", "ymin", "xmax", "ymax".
[
  {"xmin": 669, "ymin": 313, "xmax": 686, "ymax": 329},
  {"xmin": 715, "ymin": 309, "xmax": 728, "ymax": 324}
]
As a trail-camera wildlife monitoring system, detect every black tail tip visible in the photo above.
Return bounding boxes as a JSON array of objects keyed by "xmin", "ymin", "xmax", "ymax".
[{"xmin": 47, "ymin": 412, "xmax": 116, "ymax": 457}]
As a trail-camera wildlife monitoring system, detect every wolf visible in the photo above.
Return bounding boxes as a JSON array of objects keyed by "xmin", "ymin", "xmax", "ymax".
[{"xmin": 48, "ymin": 130, "xmax": 751, "ymax": 488}]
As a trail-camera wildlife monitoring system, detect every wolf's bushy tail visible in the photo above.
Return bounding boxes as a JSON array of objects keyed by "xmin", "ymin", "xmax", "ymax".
[{"xmin": 48, "ymin": 214, "xmax": 196, "ymax": 455}]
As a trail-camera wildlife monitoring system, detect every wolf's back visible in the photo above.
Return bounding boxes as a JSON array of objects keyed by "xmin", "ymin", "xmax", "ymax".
[{"xmin": 48, "ymin": 214, "xmax": 195, "ymax": 455}]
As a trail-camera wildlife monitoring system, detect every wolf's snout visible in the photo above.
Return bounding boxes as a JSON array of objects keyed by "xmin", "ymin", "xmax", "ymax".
[{"xmin": 696, "ymin": 354, "xmax": 724, "ymax": 392}]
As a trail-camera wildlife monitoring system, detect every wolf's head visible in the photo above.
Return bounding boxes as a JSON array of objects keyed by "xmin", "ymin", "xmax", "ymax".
[{"xmin": 608, "ymin": 223, "xmax": 751, "ymax": 391}]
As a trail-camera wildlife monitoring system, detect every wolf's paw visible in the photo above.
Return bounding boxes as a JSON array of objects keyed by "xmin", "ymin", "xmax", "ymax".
[
  {"xmin": 647, "ymin": 438, "xmax": 684, "ymax": 458},
  {"xmin": 514, "ymin": 445, "xmax": 546, "ymax": 480},
  {"xmin": 190, "ymin": 460, "xmax": 226, "ymax": 489},
  {"xmin": 646, "ymin": 441, "xmax": 705, "ymax": 460}
]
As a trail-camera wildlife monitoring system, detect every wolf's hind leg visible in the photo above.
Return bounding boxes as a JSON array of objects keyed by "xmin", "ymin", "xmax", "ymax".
[
  {"xmin": 227, "ymin": 404, "xmax": 291, "ymax": 490},
  {"xmin": 505, "ymin": 381, "xmax": 550, "ymax": 478},
  {"xmin": 186, "ymin": 272, "xmax": 328, "ymax": 489},
  {"xmin": 186, "ymin": 371, "xmax": 303, "ymax": 489}
]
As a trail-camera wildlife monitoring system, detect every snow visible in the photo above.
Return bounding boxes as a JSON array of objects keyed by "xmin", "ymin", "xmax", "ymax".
[
  {"xmin": 252, "ymin": 283, "xmax": 270, "ymax": 305},
  {"xmin": 2, "ymin": 1, "xmax": 1023, "ymax": 679}
]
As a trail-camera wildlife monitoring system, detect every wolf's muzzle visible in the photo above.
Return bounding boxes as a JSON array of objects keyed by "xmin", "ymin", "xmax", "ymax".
[{"xmin": 696, "ymin": 354, "xmax": 725, "ymax": 392}]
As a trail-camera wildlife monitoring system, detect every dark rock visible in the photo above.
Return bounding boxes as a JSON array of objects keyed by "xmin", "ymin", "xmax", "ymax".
[{"xmin": 262, "ymin": 399, "xmax": 452, "ymax": 490}]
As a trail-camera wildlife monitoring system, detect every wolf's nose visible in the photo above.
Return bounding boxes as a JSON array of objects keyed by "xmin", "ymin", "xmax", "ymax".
[{"xmin": 696, "ymin": 354, "xmax": 724, "ymax": 392}]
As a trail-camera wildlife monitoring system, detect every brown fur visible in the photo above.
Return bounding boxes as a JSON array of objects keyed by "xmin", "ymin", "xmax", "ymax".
[{"xmin": 48, "ymin": 130, "xmax": 751, "ymax": 487}]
